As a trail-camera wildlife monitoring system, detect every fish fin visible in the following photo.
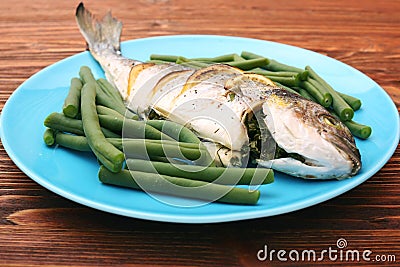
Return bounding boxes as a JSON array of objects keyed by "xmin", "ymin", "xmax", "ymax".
[{"xmin": 75, "ymin": 2, "xmax": 122, "ymax": 55}]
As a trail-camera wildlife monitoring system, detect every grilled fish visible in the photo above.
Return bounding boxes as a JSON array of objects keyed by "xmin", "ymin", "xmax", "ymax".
[{"xmin": 75, "ymin": 3, "xmax": 361, "ymax": 179}]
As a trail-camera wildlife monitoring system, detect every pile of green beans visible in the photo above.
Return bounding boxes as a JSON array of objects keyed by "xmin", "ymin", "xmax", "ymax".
[
  {"xmin": 148, "ymin": 51, "xmax": 372, "ymax": 139},
  {"xmin": 42, "ymin": 66, "xmax": 271, "ymax": 205}
]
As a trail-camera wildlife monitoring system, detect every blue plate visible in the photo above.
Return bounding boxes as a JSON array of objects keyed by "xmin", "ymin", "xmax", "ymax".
[{"xmin": 1, "ymin": 35, "xmax": 399, "ymax": 223}]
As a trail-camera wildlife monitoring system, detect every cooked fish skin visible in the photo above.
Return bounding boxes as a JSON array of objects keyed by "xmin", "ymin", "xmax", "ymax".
[{"xmin": 75, "ymin": 3, "xmax": 362, "ymax": 179}]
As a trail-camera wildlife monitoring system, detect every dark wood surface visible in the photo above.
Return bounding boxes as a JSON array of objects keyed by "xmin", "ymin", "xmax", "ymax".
[{"xmin": 0, "ymin": 0, "xmax": 399, "ymax": 266}]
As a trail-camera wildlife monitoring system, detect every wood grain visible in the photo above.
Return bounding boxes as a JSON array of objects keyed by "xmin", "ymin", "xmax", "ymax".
[{"xmin": 0, "ymin": 0, "xmax": 399, "ymax": 266}]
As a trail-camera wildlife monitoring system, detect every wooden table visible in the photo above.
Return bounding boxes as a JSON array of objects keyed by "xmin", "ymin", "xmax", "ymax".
[{"xmin": 1, "ymin": 0, "xmax": 399, "ymax": 266}]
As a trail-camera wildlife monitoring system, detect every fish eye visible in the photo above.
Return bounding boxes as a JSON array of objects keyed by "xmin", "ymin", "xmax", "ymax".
[{"xmin": 321, "ymin": 115, "xmax": 340, "ymax": 128}]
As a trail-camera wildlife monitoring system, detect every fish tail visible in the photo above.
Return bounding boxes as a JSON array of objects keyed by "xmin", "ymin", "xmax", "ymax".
[{"xmin": 75, "ymin": 2, "xmax": 122, "ymax": 58}]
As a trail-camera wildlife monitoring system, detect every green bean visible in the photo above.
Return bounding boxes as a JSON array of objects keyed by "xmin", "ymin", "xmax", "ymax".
[
  {"xmin": 175, "ymin": 56, "xmax": 189, "ymax": 64},
  {"xmin": 55, "ymin": 132, "xmax": 92, "ymax": 152},
  {"xmin": 228, "ymin": 58, "xmax": 269, "ymax": 71},
  {"xmin": 240, "ymin": 51, "xmax": 265, "ymax": 60},
  {"xmin": 98, "ymin": 166, "xmax": 261, "ymax": 205},
  {"xmin": 54, "ymin": 133, "xmax": 114, "ymax": 152},
  {"xmin": 109, "ymin": 138, "xmax": 203, "ymax": 151},
  {"xmin": 267, "ymin": 59, "xmax": 303, "ymax": 73},
  {"xmin": 51, "ymin": 134, "xmax": 114, "ymax": 153},
  {"xmin": 145, "ymin": 120, "xmax": 201, "ymax": 144},
  {"xmin": 126, "ymin": 159, "xmax": 274, "ymax": 185},
  {"xmin": 266, "ymin": 74, "xmax": 301, "ymax": 88},
  {"xmin": 330, "ymin": 90, "xmax": 355, "ymax": 121},
  {"xmin": 80, "ymin": 66, "xmax": 118, "ymax": 111},
  {"xmin": 344, "ymin": 120, "xmax": 372, "ymax": 139},
  {"xmin": 150, "ymin": 54, "xmax": 179, "ymax": 62},
  {"xmin": 98, "ymin": 115, "xmax": 175, "ymax": 141},
  {"xmin": 43, "ymin": 128, "xmax": 56, "ymax": 146},
  {"xmin": 81, "ymin": 82, "xmax": 124, "ymax": 172},
  {"xmin": 97, "ymin": 78, "xmax": 134, "ymax": 117},
  {"xmin": 63, "ymin": 77, "xmax": 83, "ymax": 118},
  {"xmin": 246, "ymin": 68, "xmax": 299, "ymax": 77},
  {"xmin": 95, "ymin": 89, "xmax": 117, "ymax": 111},
  {"xmin": 121, "ymin": 139, "xmax": 203, "ymax": 161},
  {"xmin": 44, "ymin": 112, "xmax": 84, "ymax": 135},
  {"xmin": 241, "ymin": 51, "xmax": 303, "ymax": 73},
  {"xmin": 101, "ymin": 128, "xmax": 121, "ymax": 138},
  {"xmin": 337, "ymin": 91, "xmax": 362, "ymax": 111},
  {"xmin": 233, "ymin": 54, "xmax": 246, "ymax": 62},
  {"xmin": 180, "ymin": 61, "xmax": 211, "ymax": 69},
  {"xmin": 97, "ymin": 114, "xmax": 125, "ymax": 134},
  {"xmin": 44, "ymin": 112, "xmax": 120, "ymax": 138},
  {"xmin": 153, "ymin": 53, "xmax": 241, "ymax": 65},
  {"xmin": 97, "ymin": 78, "xmax": 124, "ymax": 101},
  {"xmin": 96, "ymin": 83, "xmax": 126, "ymax": 116},
  {"xmin": 247, "ymin": 68, "xmax": 309, "ymax": 83},
  {"xmin": 96, "ymin": 105, "xmax": 124, "ymax": 118},
  {"xmin": 146, "ymin": 156, "xmax": 172, "ymax": 163},
  {"xmin": 147, "ymin": 59, "xmax": 172, "ymax": 64},
  {"xmin": 300, "ymin": 80, "xmax": 332, "ymax": 108},
  {"xmin": 299, "ymin": 70, "xmax": 309, "ymax": 81},
  {"xmin": 306, "ymin": 66, "xmax": 354, "ymax": 121},
  {"xmin": 79, "ymin": 66, "xmax": 97, "ymax": 84},
  {"xmin": 307, "ymin": 78, "xmax": 333, "ymax": 108},
  {"xmin": 150, "ymin": 156, "xmax": 202, "ymax": 165},
  {"xmin": 191, "ymin": 53, "xmax": 236, "ymax": 63},
  {"xmin": 298, "ymin": 88, "xmax": 317, "ymax": 102}
]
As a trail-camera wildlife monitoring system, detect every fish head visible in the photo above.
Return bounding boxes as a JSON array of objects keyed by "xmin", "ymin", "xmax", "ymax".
[{"xmin": 226, "ymin": 74, "xmax": 362, "ymax": 179}]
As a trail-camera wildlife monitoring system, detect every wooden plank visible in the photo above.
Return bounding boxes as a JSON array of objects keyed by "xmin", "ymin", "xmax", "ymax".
[{"xmin": 0, "ymin": 0, "xmax": 399, "ymax": 266}]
